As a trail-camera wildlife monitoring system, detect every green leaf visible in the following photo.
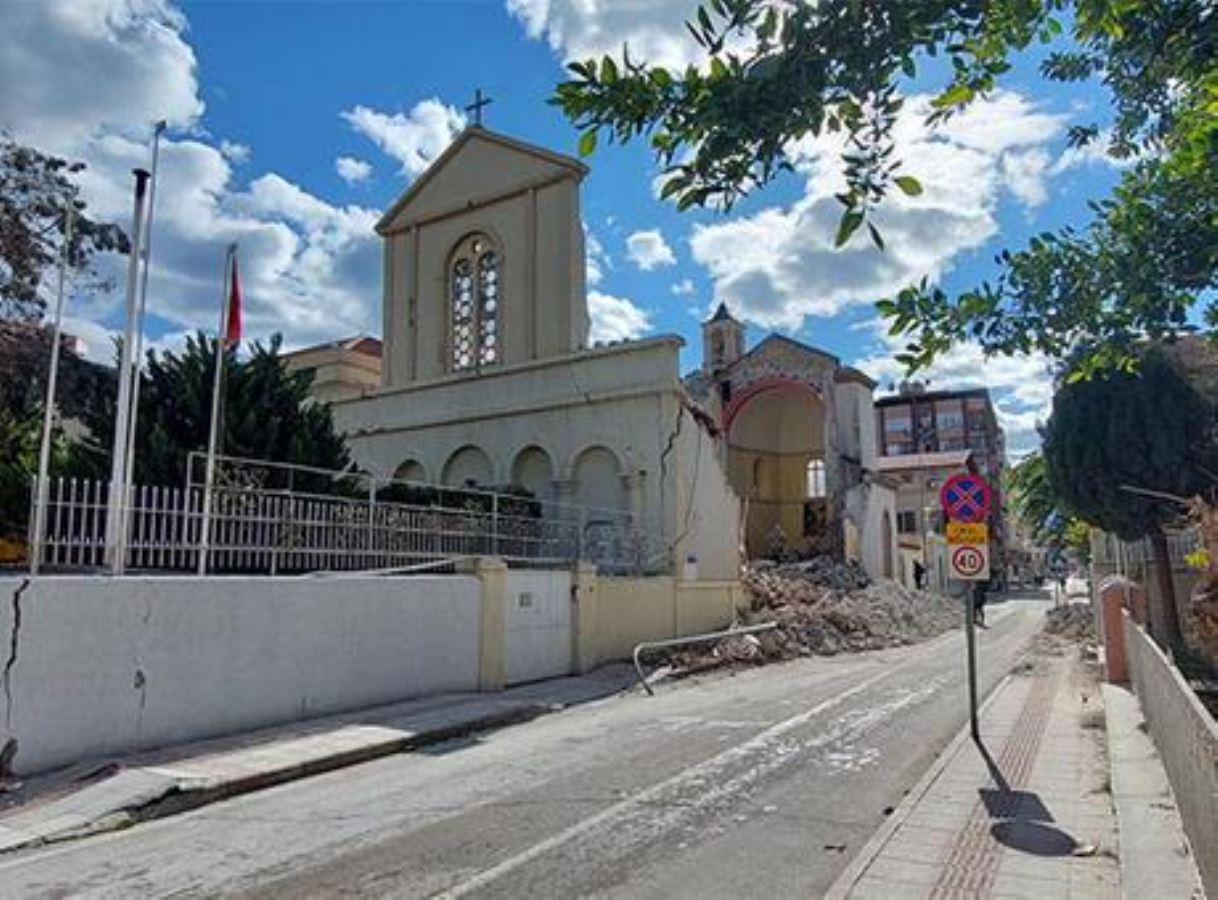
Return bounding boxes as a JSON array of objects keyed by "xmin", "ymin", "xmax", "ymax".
[
  {"xmin": 578, "ymin": 129, "xmax": 598, "ymax": 157},
  {"xmin": 932, "ymin": 83, "xmax": 974, "ymax": 109},
  {"xmin": 868, "ymin": 221, "xmax": 886, "ymax": 251},
  {"xmin": 894, "ymin": 175, "xmax": 923, "ymax": 197},
  {"xmin": 835, "ymin": 210, "xmax": 864, "ymax": 247}
]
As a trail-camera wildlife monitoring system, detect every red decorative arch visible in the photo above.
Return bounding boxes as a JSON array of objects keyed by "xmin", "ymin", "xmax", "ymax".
[{"xmin": 722, "ymin": 376, "xmax": 824, "ymax": 431}]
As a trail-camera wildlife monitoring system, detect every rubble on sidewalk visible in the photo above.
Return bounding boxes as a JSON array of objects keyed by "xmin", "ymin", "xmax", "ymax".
[
  {"xmin": 1044, "ymin": 603, "xmax": 1095, "ymax": 640},
  {"xmin": 661, "ymin": 557, "xmax": 962, "ymax": 674}
]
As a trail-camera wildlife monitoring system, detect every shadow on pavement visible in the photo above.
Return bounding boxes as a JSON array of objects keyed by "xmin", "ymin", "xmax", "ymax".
[{"xmin": 972, "ymin": 736, "xmax": 1079, "ymax": 857}]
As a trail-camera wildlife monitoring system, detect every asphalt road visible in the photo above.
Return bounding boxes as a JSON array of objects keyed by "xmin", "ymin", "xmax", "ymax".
[{"xmin": 0, "ymin": 591, "xmax": 1050, "ymax": 899}]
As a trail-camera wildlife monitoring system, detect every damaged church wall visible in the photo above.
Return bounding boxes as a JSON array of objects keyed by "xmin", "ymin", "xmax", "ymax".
[{"xmin": 665, "ymin": 396, "xmax": 742, "ymax": 582}]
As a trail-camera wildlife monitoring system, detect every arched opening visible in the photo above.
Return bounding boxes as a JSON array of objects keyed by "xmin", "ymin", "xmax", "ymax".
[
  {"xmin": 511, "ymin": 445, "xmax": 553, "ymax": 501},
  {"xmin": 441, "ymin": 445, "xmax": 494, "ymax": 488},
  {"xmin": 393, "ymin": 459, "xmax": 427, "ymax": 484},
  {"xmin": 572, "ymin": 446, "xmax": 626, "ymax": 511},
  {"xmin": 726, "ymin": 380, "xmax": 828, "ymax": 558}
]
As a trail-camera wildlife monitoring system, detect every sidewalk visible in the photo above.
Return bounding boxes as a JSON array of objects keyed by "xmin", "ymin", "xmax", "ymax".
[
  {"xmin": 0, "ymin": 664, "xmax": 637, "ymax": 855},
  {"xmin": 829, "ymin": 646, "xmax": 1123, "ymax": 899}
]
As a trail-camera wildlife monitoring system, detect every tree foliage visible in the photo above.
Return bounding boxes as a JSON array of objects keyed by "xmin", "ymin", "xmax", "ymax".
[
  {"xmin": 1042, "ymin": 350, "xmax": 1216, "ymax": 540},
  {"xmin": 69, "ymin": 333, "xmax": 350, "ymax": 487},
  {"xmin": 552, "ymin": 0, "xmax": 1217, "ymax": 374},
  {"xmin": 1006, "ymin": 450, "xmax": 1088, "ymax": 552},
  {"xmin": 0, "ymin": 136, "xmax": 130, "ymax": 321},
  {"xmin": 1042, "ymin": 348, "xmax": 1218, "ymax": 643}
]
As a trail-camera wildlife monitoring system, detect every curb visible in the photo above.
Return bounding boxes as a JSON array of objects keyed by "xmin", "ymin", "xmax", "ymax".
[
  {"xmin": 824, "ymin": 673, "xmax": 1015, "ymax": 900},
  {"xmin": 0, "ymin": 702, "xmax": 549, "ymax": 855}
]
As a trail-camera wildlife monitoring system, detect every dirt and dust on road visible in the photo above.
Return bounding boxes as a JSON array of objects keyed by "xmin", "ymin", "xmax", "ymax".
[{"xmin": 660, "ymin": 557, "xmax": 964, "ymax": 675}]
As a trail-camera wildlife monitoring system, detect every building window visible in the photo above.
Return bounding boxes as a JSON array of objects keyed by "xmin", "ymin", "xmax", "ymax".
[
  {"xmin": 935, "ymin": 400, "xmax": 964, "ymax": 433},
  {"xmin": 449, "ymin": 234, "xmax": 501, "ymax": 372},
  {"xmin": 897, "ymin": 510, "xmax": 918, "ymax": 534},
  {"xmin": 806, "ymin": 458, "xmax": 826, "ymax": 499},
  {"xmin": 883, "ymin": 407, "xmax": 912, "ymax": 439}
]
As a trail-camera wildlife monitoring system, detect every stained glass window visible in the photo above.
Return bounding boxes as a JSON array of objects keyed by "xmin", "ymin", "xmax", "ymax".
[
  {"xmin": 478, "ymin": 249, "xmax": 500, "ymax": 366},
  {"xmin": 449, "ymin": 234, "xmax": 502, "ymax": 372}
]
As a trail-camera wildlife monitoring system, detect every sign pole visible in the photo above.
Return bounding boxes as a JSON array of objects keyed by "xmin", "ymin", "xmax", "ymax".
[
  {"xmin": 941, "ymin": 472, "xmax": 992, "ymax": 746},
  {"xmin": 966, "ymin": 583, "xmax": 980, "ymax": 741}
]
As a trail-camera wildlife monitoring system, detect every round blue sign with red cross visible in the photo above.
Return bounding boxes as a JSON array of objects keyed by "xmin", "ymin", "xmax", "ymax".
[{"xmin": 940, "ymin": 473, "xmax": 992, "ymax": 524}]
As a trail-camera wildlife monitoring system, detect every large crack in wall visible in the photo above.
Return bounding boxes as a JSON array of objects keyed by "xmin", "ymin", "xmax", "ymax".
[
  {"xmin": 1, "ymin": 578, "xmax": 30, "ymax": 778},
  {"xmin": 3, "ymin": 578, "xmax": 29, "ymax": 730}
]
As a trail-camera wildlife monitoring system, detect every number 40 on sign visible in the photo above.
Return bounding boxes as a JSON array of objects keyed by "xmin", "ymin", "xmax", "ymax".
[{"xmin": 950, "ymin": 543, "xmax": 990, "ymax": 581}]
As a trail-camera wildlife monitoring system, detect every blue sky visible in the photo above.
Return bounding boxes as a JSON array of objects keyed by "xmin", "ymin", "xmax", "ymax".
[{"xmin": 0, "ymin": 0, "xmax": 1124, "ymax": 454}]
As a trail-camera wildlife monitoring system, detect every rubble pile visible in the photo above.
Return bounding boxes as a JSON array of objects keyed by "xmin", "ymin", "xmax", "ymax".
[
  {"xmin": 661, "ymin": 557, "xmax": 962, "ymax": 673},
  {"xmin": 1044, "ymin": 603, "xmax": 1095, "ymax": 640}
]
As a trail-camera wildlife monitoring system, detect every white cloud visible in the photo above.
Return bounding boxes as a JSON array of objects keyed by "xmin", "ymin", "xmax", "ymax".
[
  {"xmin": 0, "ymin": 0, "xmax": 381, "ymax": 353},
  {"xmin": 219, "ymin": 140, "xmax": 250, "ymax": 164},
  {"xmin": 689, "ymin": 91, "xmax": 1067, "ymax": 332},
  {"xmin": 1050, "ymin": 130, "xmax": 1131, "ymax": 175},
  {"xmin": 0, "ymin": 0, "xmax": 203, "ymax": 147},
  {"xmin": 626, "ymin": 228, "xmax": 676, "ymax": 271},
  {"xmin": 335, "ymin": 155, "xmax": 372, "ymax": 184},
  {"xmin": 856, "ymin": 326, "xmax": 1055, "ymax": 456},
  {"xmin": 507, "ymin": 0, "xmax": 705, "ymax": 70},
  {"xmin": 588, "ymin": 291, "xmax": 652, "ymax": 343},
  {"xmin": 1002, "ymin": 148, "xmax": 1051, "ymax": 208},
  {"xmin": 342, "ymin": 99, "xmax": 465, "ymax": 178},
  {"xmin": 671, "ymin": 278, "xmax": 695, "ymax": 296},
  {"xmin": 585, "ymin": 229, "xmax": 612, "ymax": 287}
]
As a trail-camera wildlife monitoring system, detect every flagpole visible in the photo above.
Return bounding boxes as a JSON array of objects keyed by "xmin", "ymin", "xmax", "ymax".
[
  {"xmin": 198, "ymin": 243, "xmax": 237, "ymax": 575},
  {"xmin": 120, "ymin": 120, "xmax": 167, "ymax": 542},
  {"xmin": 105, "ymin": 168, "xmax": 152, "ymax": 575},
  {"xmin": 29, "ymin": 204, "xmax": 75, "ymax": 576}
]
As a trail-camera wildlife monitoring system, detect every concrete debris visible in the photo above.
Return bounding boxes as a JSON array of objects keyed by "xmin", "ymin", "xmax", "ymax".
[
  {"xmin": 1044, "ymin": 604, "xmax": 1095, "ymax": 641},
  {"xmin": 751, "ymin": 557, "xmax": 871, "ymax": 592},
  {"xmin": 662, "ymin": 557, "xmax": 961, "ymax": 673}
]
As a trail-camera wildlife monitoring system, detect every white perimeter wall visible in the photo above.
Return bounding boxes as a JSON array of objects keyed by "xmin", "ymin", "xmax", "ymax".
[{"xmin": 0, "ymin": 575, "xmax": 481, "ymax": 776}]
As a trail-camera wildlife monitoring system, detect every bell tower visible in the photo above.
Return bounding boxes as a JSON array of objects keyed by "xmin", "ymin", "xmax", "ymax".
[{"xmin": 702, "ymin": 302, "xmax": 745, "ymax": 373}]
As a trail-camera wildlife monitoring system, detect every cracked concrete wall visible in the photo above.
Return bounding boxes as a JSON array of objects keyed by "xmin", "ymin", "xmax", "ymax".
[{"xmin": 0, "ymin": 575, "xmax": 481, "ymax": 776}]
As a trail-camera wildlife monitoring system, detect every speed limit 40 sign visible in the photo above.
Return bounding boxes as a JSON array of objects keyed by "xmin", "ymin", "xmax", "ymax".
[{"xmin": 950, "ymin": 543, "xmax": 990, "ymax": 581}]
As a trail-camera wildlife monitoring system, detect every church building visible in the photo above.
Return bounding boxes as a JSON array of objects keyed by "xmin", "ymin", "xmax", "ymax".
[
  {"xmin": 329, "ymin": 124, "xmax": 896, "ymax": 582},
  {"xmin": 330, "ymin": 126, "xmax": 740, "ymax": 579},
  {"xmin": 684, "ymin": 305, "xmax": 898, "ymax": 578}
]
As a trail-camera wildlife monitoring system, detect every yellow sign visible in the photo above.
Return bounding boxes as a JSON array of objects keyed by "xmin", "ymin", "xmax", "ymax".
[{"xmin": 947, "ymin": 522, "xmax": 989, "ymax": 545}]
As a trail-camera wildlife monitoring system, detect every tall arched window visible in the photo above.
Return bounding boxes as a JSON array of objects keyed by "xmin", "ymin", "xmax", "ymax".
[{"xmin": 449, "ymin": 233, "xmax": 501, "ymax": 372}]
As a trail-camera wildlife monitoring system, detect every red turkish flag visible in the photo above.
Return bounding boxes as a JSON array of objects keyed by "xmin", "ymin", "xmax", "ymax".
[{"xmin": 225, "ymin": 255, "xmax": 243, "ymax": 348}]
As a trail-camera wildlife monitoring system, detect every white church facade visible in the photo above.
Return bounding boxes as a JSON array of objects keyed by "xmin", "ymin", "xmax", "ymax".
[{"xmin": 329, "ymin": 125, "xmax": 896, "ymax": 582}]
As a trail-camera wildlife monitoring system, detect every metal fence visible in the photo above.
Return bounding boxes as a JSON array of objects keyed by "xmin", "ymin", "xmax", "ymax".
[
  {"xmin": 31, "ymin": 473, "xmax": 657, "ymax": 575},
  {"xmin": 1090, "ymin": 528, "xmax": 1202, "ymax": 567}
]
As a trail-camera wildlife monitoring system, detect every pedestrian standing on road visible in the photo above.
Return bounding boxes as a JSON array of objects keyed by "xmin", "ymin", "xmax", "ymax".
[
  {"xmin": 973, "ymin": 581, "xmax": 988, "ymax": 628},
  {"xmin": 914, "ymin": 559, "xmax": 926, "ymax": 591}
]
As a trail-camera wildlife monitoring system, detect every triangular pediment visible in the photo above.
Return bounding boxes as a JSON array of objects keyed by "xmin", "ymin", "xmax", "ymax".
[
  {"xmin": 377, "ymin": 127, "xmax": 588, "ymax": 234},
  {"xmin": 748, "ymin": 333, "xmax": 840, "ymax": 367}
]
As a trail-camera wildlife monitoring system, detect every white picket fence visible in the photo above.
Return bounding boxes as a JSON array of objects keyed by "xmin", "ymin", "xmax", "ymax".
[{"xmin": 31, "ymin": 477, "xmax": 654, "ymax": 575}]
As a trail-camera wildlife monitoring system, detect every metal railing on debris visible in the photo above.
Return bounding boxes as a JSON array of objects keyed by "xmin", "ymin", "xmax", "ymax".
[{"xmin": 29, "ymin": 454, "xmax": 658, "ymax": 576}]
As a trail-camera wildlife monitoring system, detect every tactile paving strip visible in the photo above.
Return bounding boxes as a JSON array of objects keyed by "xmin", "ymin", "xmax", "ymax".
[{"xmin": 928, "ymin": 661, "xmax": 1063, "ymax": 898}]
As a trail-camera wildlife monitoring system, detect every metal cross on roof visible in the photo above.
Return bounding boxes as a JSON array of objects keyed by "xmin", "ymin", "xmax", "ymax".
[{"xmin": 465, "ymin": 89, "xmax": 493, "ymax": 127}]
